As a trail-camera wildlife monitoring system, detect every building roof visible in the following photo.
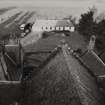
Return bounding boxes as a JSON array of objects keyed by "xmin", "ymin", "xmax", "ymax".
[
  {"xmin": 24, "ymin": 44, "xmax": 105, "ymax": 105},
  {"xmin": 0, "ymin": 44, "xmax": 105, "ymax": 105},
  {"xmin": 99, "ymin": 50, "xmax": 105, "ymax": 63},
  {"xmin": 34, "ymin": 19, "xmax": 73, "ymax": 27},
  {"xmin": 81, "ymin": 50, "xmax": 105, "ymax": 76}
]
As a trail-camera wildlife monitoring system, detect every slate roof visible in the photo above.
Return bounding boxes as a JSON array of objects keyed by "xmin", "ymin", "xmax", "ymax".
[
  {"xmin": 32, "ymin": 19, "xmax": 73, "ymax": 28},
  {"xmin": 22, "ymin": 44, "xmax": 105, "ymax": 105},
  {"xmin": 0, "ymin": 32, "xmax": 105, "ymax": 105},
  {"xmin": 81, "ymin": 50, "xmax": 105, "ymax": 76},
  {"xmin": 0, "ymin": 44, "xmax": 105, "ymax": 105},
  {"xmin": 99, "ymin": 50, "xmax": 105, "ymax": 63}
]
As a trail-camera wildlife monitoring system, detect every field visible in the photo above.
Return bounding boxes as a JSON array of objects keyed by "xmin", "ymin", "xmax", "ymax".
[{"xmin": 0, "ymin": 7, "xmax": 36, "ymax": 40}]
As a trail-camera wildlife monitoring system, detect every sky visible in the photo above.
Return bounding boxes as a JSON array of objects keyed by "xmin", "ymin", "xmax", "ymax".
[
  {"xmin": 0, "ymin": 0, "xmax": 105, "ymax": 8},
  {"xmin": 0, "ymin": 0, "xmax": 105, "ymax": 17},
  {"xmin": 0, "ymin": 0, "xmax": 104, "ymax": 9}
]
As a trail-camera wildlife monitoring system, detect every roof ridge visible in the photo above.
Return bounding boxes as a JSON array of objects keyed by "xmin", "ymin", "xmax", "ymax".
[
  {"xmin": 30, "ymin": 45, "xmax": 62, "ymax": 78},
  {"xmin": 91, "ymin": 51, "xmax": 105, "ymax": 66},
  {"xmin": 0, "ymin": 81, "xmax": 21, "ymax": 84}
]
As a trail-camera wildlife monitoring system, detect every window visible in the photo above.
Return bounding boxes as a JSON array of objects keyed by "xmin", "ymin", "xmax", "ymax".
[
  {"xmin": 50, "ymin": 27, "xmax": 52, "ymax": 30},
  {"xmin": 64, "ymin": 27, "xmax": 70, "ymax": 31},
  {"xmin": 59, "ymin": 27, "xmax": 63, "ymax": 31},
  {"xmin": 55, "ymin": 27, "xmax": 59, "ymax": 31},
  {"xmin": 46, "ymin": 27, "xmax": 48, "ymax": 30},
  {"xmin": 70, "ymin": 27, "xmax": 75, "ymax": 32}
]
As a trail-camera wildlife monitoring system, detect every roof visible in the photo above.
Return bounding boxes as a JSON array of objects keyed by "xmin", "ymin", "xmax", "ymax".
[
  {"xmin": 24, "ymin": 44, "xmax": 105, "ymax": 105},
  {"xmin": 99, "ymin": 51, "xmax": 105, "ymax": 63},
  {"xmin": 81, "ymin": 50, "xmax": 105, "ymax": 76},
  {"xmin": 33, "ymin": 19, "xmax": 73, "ymax": 27},
  {"xmin": 24, "ymin": 51, "xmax": 51, "ymax": 68},
  {"xmin": 0, "ymin": 44, "xmax": 105, "ymax": 105}
]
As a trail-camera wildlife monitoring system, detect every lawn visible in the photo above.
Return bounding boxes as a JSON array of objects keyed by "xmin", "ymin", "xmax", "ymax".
[{"xmin": 24, "ymin": 31, "xmax": 87, "ymax": 53}]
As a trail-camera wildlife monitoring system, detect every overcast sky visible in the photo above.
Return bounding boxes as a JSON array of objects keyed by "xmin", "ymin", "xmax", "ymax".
[
  {"xmin": 0, "ymin": 0, "xmax": 105, "ymax": 14},
  {"xmin": 0, "ymin": 0, "xmax": 104, "ymax": 7}
]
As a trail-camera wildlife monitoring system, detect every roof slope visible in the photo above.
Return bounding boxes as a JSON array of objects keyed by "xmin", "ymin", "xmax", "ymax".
[
  {"xmin": 99, "ymin": 51, "xmax": 105, "ymax": 63},
  {"xmin": 21, "ymin": 45, "xmax": 105, "ymax": 105},
  {"xmin": 32, "ymin": 19, "xmax": 73, "ymax": 27},
  {"xmin": 81, "ymin": 51, "xmax": 105, "ymax": 76}
]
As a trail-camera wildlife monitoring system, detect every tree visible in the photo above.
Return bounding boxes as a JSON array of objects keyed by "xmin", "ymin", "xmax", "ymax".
[
  {"xmin": 78, "ymin": 10, "xmax": 96, "ymax": 39},
  {"xmin": 78, "ymin": 6, "xmax": 105, "ymax": 51},
  {"xmin": 95, "ymin": 19, "xmax": 105, "ymax": 50}
]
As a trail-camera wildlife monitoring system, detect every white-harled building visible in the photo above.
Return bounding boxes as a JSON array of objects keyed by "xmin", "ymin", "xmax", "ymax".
[{"xmin": 32, "ymin": 19, "xmax": 75, "ymax": 32}]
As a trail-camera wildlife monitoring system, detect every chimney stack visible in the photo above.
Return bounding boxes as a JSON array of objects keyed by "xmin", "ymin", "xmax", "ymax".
[{"xmin": 88, "ymin": 35, "xmax": 96, "ymax": 51}]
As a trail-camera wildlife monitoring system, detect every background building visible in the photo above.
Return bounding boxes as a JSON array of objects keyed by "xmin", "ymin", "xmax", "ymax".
[{"xmin": 32, "ymin": 19, "xmax": 75, "ymax": 32}]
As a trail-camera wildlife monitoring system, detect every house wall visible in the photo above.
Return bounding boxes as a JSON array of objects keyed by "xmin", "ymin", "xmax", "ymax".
[{"xmin": 32, "ymin": 19, "xmax": 75, "ymax": 32}]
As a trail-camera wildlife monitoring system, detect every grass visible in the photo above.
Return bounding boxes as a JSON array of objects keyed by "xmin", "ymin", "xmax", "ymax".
[
  {"xmin": 0, "ymin": 7, "xmax": 16, "ymax": 15},
  {"xmin": 0, "ymin": 12, "xmax": 22, "ymax": 40},
  {"xmin": 0, "ymin": 11, "xmax": 35, "ymax": 40},
  {"xmin": 24, "ymin": 31, "xmax": 87, "ymax": 53},
  {"xmin": 18, "ymin": 12, "xmax": 30, "ymax": 24},
  {"xmin": 21, "ymin": 12, "xmax": 35, "ymax": 24}
]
